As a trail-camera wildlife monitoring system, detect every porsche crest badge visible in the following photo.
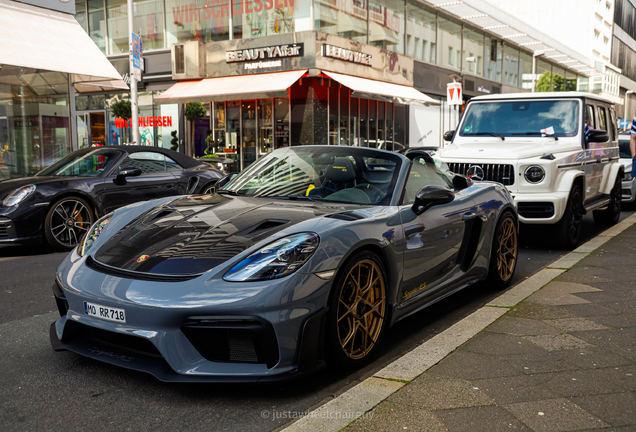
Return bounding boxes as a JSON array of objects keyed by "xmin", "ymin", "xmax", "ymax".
[{"xmin": 137, "ymin": 255, "xmax": 150, "ymax": 263}]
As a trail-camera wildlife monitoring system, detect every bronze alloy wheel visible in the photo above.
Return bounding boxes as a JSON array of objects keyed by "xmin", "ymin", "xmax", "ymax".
[
  {"xmin": 336, "ymin": 259, "xmax": 386, "ymax": 360},
  {"xmin": 496, "ymin": 217, "xmax": 518, "ymax": 282}
]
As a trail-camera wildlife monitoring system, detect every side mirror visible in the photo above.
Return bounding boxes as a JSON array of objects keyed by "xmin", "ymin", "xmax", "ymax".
[
  {"xmin": 214, "ymin": 173, "xmax": 238, "ymax": 192},
  {"xmin": 587, "ymin": 129, "xmax": 609, "ymax": 143},
  {"xmin": 412, "ymin": 186, "xmax": 455, "ymax": 215},
  {"xmin": 452, "ymin": 174, "xmax": 472, "ymax": 191},
  {"xmin": 114, "ymin": 167, "xmax": 141, "ymax": 184},
  {"xmin": 443, "ymin": 130, "xmax": 455, "ymax": 142}
]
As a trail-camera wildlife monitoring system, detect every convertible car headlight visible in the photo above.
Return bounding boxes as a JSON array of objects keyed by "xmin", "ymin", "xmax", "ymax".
[
  {"xmin": 78, "ymin": 212, "xmax": 114, "ymax": 256},
  {"xmin": 224, "ymin": 233, "xmax": 320, "ymax": 282},
  {"xmin": 3, "ymin": 185, "xmax": 36, "ymax": 206}
]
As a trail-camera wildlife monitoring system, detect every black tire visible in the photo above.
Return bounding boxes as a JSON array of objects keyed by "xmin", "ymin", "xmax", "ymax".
[
  {"xmin": 556, "ymin": 183, "xmax": 584, "ymax": 250},
  {"xmin": 201, "ymin": 181, "xmax": 217, "ymax": 194},
  {"xmin": 487, "ymin": 211, "xmax": 518, "ymax": 290},
  {"xmin": 44, "ymin": 197, "xmax": 94, "ymax": 251},
  {"xmin": 593, "ymin": 174, "xmax": 622, "ymax": 226},
  {"xmin": 326, "ymin": 250, "xmax": 388, "ymax": 369}
]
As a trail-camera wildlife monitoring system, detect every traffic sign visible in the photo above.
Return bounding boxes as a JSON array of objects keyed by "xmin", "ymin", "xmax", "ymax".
[
  {"xmin": 447, "ymin": 82, "xmax": 462, "ymax": 106},
  {"xmin": 619, "ymin": 118, "xmax": 630, "ymax": 129},
  {"xmin": 132, "ymin": 32, "xmax": 143, "ymax": 70}
]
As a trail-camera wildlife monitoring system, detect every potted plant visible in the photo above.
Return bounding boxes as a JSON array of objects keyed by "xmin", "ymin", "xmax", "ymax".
[
  {"xmin": 111, "ymin": 99, "xmax": 132, "ymax": 144},
  {"xmin": 170, "ymin": 130, "xmax": 179, "ymax": 151},
  {"xmin": 184, "ymin": 102, "xmax": 206, "ymax": 156}
]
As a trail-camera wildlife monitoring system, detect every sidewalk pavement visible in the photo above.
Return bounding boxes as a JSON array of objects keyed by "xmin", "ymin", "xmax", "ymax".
[{"xmin": 342, "ymin": 223, "xmax": 636, "ymax": 432}]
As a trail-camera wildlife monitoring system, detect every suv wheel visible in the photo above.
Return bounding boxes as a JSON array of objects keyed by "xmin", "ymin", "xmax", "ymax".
[
  {"xmin": 556, "ymin": 183, "xmax": 583, "ymax": 250},
  {"xmin": 593, "ymin": 174, "xmax": 622, "ymax": 226}
]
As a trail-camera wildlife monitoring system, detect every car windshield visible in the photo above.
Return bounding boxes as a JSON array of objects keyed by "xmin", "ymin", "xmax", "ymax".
[
  {"xmin": 619, "ymin": 138, "xmax": 632, "ymax": 159},
  {"xmin": 459, "ymin": 100, "xmax": 579, "ymax": 138},
  {"xmin": 36, "ymin": 149, "xmax": 122, "ymax": 177},
  {"xmin": 223, "ymin": 147, "xmax": 403, "ymax": 205}
]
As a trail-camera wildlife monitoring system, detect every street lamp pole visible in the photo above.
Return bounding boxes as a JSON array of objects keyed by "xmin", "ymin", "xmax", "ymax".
[{"xmin": 127, "ymin": 0, "xmax": 139, "ymax": 145}]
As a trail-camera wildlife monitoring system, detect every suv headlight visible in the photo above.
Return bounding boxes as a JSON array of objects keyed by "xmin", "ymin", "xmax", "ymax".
[
  {"xmin": 524, "ymin": 166, "xmax": 545, "ymax": 183},
  {"xmin": 78, "ymin": 212, "xmax": 114, "ymax": 256},
  {"xmin": 625, "ymin": 172, "xmax": 632, "ymax": 181},
  {"xmin": 224, "ymin": 233, "xmax": 319, "ymax": 282},
  {"xmin": 3, "ymin": 185, "xmax": 36, "ymax": 206}
]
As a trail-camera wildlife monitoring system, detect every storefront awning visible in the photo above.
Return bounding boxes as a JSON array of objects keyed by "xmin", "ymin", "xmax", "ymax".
[
  {"xmin": 155, "ymin": 70, "xmax": 308, "ymax": 104},
  {"xmin": 323, "ymin": 71, "xmax": 439, "ymax": 106},
  {"xmin": 0, "ymin": 0, "xmax": 128, "ymax": 92}
]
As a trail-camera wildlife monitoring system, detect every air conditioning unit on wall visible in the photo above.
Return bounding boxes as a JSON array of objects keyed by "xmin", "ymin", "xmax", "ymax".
[{"xmin": 172, "ymin": 41, "xmax": 205, "ymax": 80}]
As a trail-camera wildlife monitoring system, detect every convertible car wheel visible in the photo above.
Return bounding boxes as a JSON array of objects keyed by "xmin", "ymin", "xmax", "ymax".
[
  {"xmin": 327, "ymin": 251, "xmax": 387, "ymax": 368},
  {"xmin": 44, "ymin": 197, "xmax": 94, "ymax": 250},
  {"xmin": 487, "ymin": 212, "xmax": 518, "ymax": 289}
]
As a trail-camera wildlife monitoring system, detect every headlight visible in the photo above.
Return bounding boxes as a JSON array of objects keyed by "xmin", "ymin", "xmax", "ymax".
[
  {"xmin": 524, "ymin": 166, "xmax": 545, "ymax": 183},
  {"xmin": 3, "ymin": 185, "xmax": 36, "ymax": 206},
  {"xmin": 224, "ymin": 233, "xmax": 320, "ymax": 282},
  {"xmin": 625, "ymin": 172, "xmax": 632, "ymax": 181},
  {"xmin": 78, "ymin": 212, "xmax": 114, "ymax": 256}
]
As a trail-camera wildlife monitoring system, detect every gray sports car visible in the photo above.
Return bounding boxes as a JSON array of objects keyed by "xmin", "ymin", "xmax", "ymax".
[{"xmin": 50, "ymin": 145, "xmax": 518, "ymax": 382}]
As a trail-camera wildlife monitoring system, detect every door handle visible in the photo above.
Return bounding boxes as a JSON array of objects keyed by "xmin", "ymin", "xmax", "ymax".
[{"xmin": 462, "ymin": 212, "xmax": 477, "ymax": 221}]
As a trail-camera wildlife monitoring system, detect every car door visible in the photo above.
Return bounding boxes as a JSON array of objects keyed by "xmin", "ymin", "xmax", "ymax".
[
  {"xmin": 398, "ymin": 156, "xmax": 478, "ymax": 305},
  {"xmin": 101, "ymin": 151, "xmax": 179, "ymax": 212},
  {"xmin": 583, "ymin": 102, "xmax": 602, "ymax": 199}
]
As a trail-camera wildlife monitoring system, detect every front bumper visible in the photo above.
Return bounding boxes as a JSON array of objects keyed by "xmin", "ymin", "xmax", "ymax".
[
  {"xmin": 512, "ymin": 191, "xmax": 569, "ymax": 224},
  {"xmin": 622, "ymin": 177, "xmax": 636, "ymax": 203},
  {"xmin": 50, "ymin": 251, "xmax": 332, "ymax": 382}
]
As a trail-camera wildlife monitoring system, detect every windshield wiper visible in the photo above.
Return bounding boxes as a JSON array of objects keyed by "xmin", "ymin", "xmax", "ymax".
[
  {"xmin": 463, "ymin": 132, "xmax": 505, "ymax": 140},
  {"xmin": 216, "ymin": 189, "xmax": 240, "ymax": 196},
  {"xmin": 512, "ymin": 132, "xmax": 558, "ymax": 140}
]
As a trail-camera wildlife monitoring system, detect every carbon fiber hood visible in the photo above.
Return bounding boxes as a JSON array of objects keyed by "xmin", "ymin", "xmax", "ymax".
[{"xmin": 93, "ymin": 194, "xmax": 357, "ymax": 275}]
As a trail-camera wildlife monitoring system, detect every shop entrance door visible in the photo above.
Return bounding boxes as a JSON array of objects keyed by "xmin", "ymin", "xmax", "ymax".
[{"xmin": 76, "ymin": 111, "xmax": 106, "ymax": 148}]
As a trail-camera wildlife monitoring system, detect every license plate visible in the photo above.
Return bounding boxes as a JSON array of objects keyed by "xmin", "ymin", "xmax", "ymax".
[{"xmin": 84, "ymin": 301, "xmax": 126, "ymax": 323}]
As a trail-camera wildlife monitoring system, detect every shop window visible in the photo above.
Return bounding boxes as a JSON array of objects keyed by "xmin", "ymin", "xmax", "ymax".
[
  {"xmin": 368, "ymin": 99, "xmax": 377, "ymax": 147},
  {"xmin": 484, "ymin": 37, "xmax": 502, "ymax": 82},
  {"xmin": 88, "ymin": 0, "xmax": 106, "ymax": 54},
  {"xmin": 520, "ymin": 50, "xmax": 533, "ymax": 90},
  {"xmin": 274, "ymin": 98, "xmax": 290, "ymax": 149},
  {"xmin": 166, "ymin": 0, "xmax": 229, "ymax": 45},
  {"xmin": 407, "ymin": 2, "xmax": 436, "ymax": 62},
  {"xmin": 369, "ymin": 0, "xmax": 405, "ymax": 54},
  {"xmin": 328, "ymin": 83, "xmax": 339, "ymax": 145},
  {"xmin": 258, "ymin": 100, "xmax": 273, "ymax": 156},
  {"xmin": 234, "ymin": 0, "xmax": 309, "ymax": 40},
  {"xmin": 315, "ymin": 0, "xmax": 366, "ymax": 42},
  {"xmin": 350, "ymin": 97, "xmax": 359, "ymax": 146},
  {"xmin": 377, "ymin": 101, "xmax": 385, "ymax": 149},
  {"xmin": 438, "ymin": 16, "xmax": 461, "ymax": 71},
  {"xmin": 503, "ymin": 45, "xmax": 519, "ymax": 86},
  {"xmin": 552, "ymin": 66, "xmax": 565, "ymax": 92},
  {"xmin": 76, "ymin": 0, "xmax": 88, "ymax": 32},
  {"xmin": 0, "ymin": 67, "xmax": 72, "ymax": 178},
  {"xmin": 394, "ymin": 104, "xmax": 406, "ymax": 150},
  {"xmin": 386, "ymin": 101, "xmax": 394, "ymax": 151},
  {"xmin": 360, "ymin": 99, "xmax": 368, "ymax": 146},
  {"xmin": 242, "ymin": 100, "xmax": 257, "ymax": 167},
  {"xmin": 340, "ymin": 87, "xmax": 350, "ymax": 146},
  {"xmin": 107, "ymin": 0, "xmax": 165, "ymax": 54},
  {"xmin": 213, "ymin": 101, "xmax": 226, "ymax": 152},
  {"xmin": 535, "ymin": 58, "xmax": 552, "ymax": 92}
]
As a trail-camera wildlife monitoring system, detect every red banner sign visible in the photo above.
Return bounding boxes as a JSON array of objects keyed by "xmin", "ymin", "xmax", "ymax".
[{"xmin": 114, "ymin": 116, "xmax": 173, "ymax": 128}]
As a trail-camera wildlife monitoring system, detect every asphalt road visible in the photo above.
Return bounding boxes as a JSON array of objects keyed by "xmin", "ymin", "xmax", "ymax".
[{"xmin": 1, "ymin": 208, "xmax": 634, "ymax": 431}]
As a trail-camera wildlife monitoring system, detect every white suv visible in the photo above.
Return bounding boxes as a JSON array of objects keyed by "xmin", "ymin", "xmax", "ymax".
[{"xmin": 438, "ymin": 92, "xmax": 624, "ymax": 249}]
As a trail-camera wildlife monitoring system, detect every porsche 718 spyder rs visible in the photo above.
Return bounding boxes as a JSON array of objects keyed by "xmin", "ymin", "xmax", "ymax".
[{"xmin": 50, "ymin": 145, "xmax": 519, "ymax": 382}]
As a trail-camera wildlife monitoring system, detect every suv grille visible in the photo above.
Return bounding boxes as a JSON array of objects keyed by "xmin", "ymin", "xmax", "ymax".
[{"xmin": 447, "ymin": 163, "xmax": 515, "ymax": 186}]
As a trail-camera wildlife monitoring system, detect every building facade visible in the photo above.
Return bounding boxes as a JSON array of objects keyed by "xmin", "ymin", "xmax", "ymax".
[
  {"xmin": 73, "ymin": 0, "xmax": 594, "ymax": 170},
  {"xmin": 486, "ymin": 0, "xmax": 622, "ymax": 105},
  {"xmin": 612, "ymin": 0, "xmax": 636, "ymax": 119}
]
